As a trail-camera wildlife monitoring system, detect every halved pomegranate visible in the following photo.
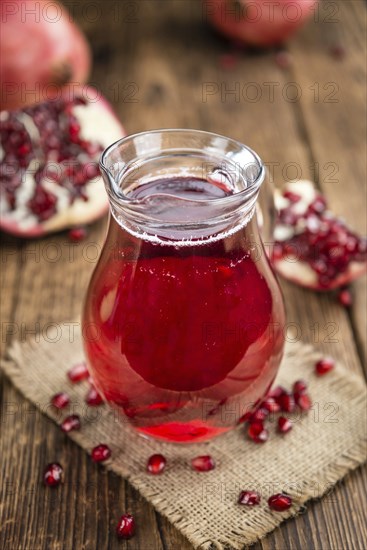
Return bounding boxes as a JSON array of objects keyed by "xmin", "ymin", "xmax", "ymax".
[
  {"xmin": 203, "ymin": 0, "xmax": 317, "ymax": 48},
  {"xmin": 0, "ymin": 0, "xmax": 91, "ymax": 111},
  {"xmin": 0, "ymin": 87, "xmax": 124, "ymax": 237},
  {"xmin": 272, "ymin": 180, "xmax": 367, "ymax": 290}
]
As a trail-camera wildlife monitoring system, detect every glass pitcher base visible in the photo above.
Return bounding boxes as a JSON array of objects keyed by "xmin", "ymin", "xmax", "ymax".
[{"xmin": 135, "ymin": 421, "xmax": 231, "ymax": 444}]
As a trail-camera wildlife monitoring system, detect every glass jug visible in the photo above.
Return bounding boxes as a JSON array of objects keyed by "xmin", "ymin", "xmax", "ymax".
[{"xmin": 82, "ymin": 130, "xmax": 285, "ymax": 443}]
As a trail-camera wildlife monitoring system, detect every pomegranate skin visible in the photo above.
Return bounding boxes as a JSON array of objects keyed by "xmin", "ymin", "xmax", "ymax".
[
  {"xmin": 0, "ymin": 0, "xmax": 91, "ymax": 111},
  {"xmin": 204, "ymin": 0, "xmax": 318, "ymax": 48}
]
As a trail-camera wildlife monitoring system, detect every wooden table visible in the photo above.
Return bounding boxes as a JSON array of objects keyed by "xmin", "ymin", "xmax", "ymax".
[{"xmin": 1, "ymin": 1, "xmax": 366, "ymax": 548}]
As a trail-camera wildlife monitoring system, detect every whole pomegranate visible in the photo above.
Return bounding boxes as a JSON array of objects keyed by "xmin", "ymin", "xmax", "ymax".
[
  {"xmin": 0, "ymin": 87, "xmax": 125, "ymax": 237},
  {"xmin": 0, "ymin": 0, "xmax": 91, "ymax": 111},
  {"xmin": 203, "ymin": 0, "xmax": 318, "ymax": 47}
]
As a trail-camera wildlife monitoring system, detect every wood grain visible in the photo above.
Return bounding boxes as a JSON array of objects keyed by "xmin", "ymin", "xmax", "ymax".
[{"xmin": 1, "ymin": 1, "xmax": 366, "ymax": 549}]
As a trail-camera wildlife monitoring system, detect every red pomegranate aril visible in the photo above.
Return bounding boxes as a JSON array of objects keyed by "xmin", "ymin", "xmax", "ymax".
[
  {"xmin": 91, "ymin": 444, "xmax": 111, "ymax": 463},
  {"xmin": 43, "ymin": 463, "xmax": 63, "ymax": 487},
  {"xmin": 51, "ymin": 392, "xmax": 70, "ymax": 409},
  {"xmin": 268, "ymin": 385, "xmax": 286, "ymax": 400},
  {"xmin": 277, "ymin": 392, "xmax": 295, "ymax": 413},
  {"xmin": 116, "ymin": 514, "xmax": 135, "ymax": 539},
  {"xmin": 147, "ymin": 454, "xmax": 167, "ymax": 475},
  {"xmin": 67, "ymin": 362, "xmax": 89, "ymax": 383},
  {"xmin": 338, "ymin": 288, "xmax": 352, "ymax": 307},
  {"xmin": 262, "ymin": 397, "xmax": 281, "ymax": 413},
  {"xmin": 191, "ymin": 455, "xmax": 216, "ymax": 472},
  {"xmin": 68, "ymin": 227, "xmax": 88, "ymax": 242},
  {"xmin": 238, "ymin": 490, "xmax": 261, "ymax": 506},
  {"xmin": 278, "ymin": 416, "xmax": 292, "ymax": 434},
  {"xmin": 247, "ymin": 422, "xmax": 269, "ymax": 444},
  {"xmin": 296, "ymin": 393, "xmax": 312, "ymax": 411},
  {"xmin": 85, "ymin": 385, "xmax": 103, "ymax": 406},
  {"xmin": 268, "ymin": 493, "xmax": 292, "ymax": 512},
  {"xmin": 292, "ymin": 379, "xmax": 307, "ymax": 395},
  {"xmin": 250, "ymin": 407, "xmax": 269, "ymax": 423},
  {"xmin": 61, "ymin": 414, "xmax": 81, "ymax": 432},
  {"xmin": 315, "ymin": 357, "xmax": 335, "ymax": 376}
]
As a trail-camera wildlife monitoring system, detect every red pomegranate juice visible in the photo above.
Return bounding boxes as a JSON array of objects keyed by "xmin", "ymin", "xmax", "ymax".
[{"xmin": 83, "ymin": 177, "xmax": 285, "ymax": 442}]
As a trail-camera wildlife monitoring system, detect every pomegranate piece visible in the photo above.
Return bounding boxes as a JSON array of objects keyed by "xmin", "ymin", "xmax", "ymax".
[
  {"xmin": 272, "ymin": 181, "xmax": 367, "ymax": 290},
  {"xmin": 238, "ymin": 490, "xmax": 261, "ymax": 506},
  {"xmin": 91, "ymin": 444, "xmax": 111, "ymax": 463},
  {"xmin": 61, "ymin": 414, "xmax": 81, "ymax": 433},
  {"xmin": 292, "ymin": 379, "xmax": 307, "ymax": 395},
  {"xmin": 329, "ymin": 44, "xmax": 346, "ymax": 61},
  {"xmin": 68, "ymin": 227, "xmax": 88, "ymax": 242},
  {"xmin": 147, "ymin": 454, "xmax": 167, "ymax": 475},
  {"xmin": 296, "ymin": 393, "xmax": 312, "ymax": 411},
  {"xmin": 268, "ymin": 493, "xmax": 292, "ymax": 512},
  {"xmin": 277, "ymin": 416, "xmax": 292, "ymax": 434},
  {"xmin": 338, "ymin": 288, "xmax": 352, "ymax": 307},
  {"xmin": 250, "ymin": 407, "xmax": 269, "ymax": 423},
  {"xmin": 116, "ymin": 514, "xmax": 135, "ymax": 539},
  {"xmin": 0, "ymin": 89, "xmax": 124, "ymax": 237},
  {"xmin": 203, "ymin": 0, "xmax": 317, "ymax": 48},
  {"xmin": 67, "ymin": 362, "xmax": 89, "ymax": 383},
  {"xmin": 262, "ymin": 397, "xmax": 281, "ymax": 413},
  {"xmin": 191, "ymin": 455, "xmax": 216, "ymax": 472},
  {"xmin": 247, "ymin": 422, "xmax": 269, "ymax": 443},
  {"xmin": 315, "ymin": 357, "xmax": 335, "ymax": 376},
  {"xmin": 43, "ymin": 463, "xmax": 63, "ymax": 487},
  {"xmin": 218, "ymin": 53, "xmax": 238, "ymax": 71},
  {"xmin": 277, "ymin": 392, "xmax": 295, "ymax": 413},
  {"xmin": 51, "ymin": 392, "xmax": 70, "ymax": 409},
  {"xmin": 85, "ymin": 385, "xmax": 103, "ymax": 406},
  {"xmin": 274, "ymin": 50, "xmax": 293, "ymax": 70},
  {"xmin": 268, "ymin": 385, "xmax": 286, "ymax": 400}
]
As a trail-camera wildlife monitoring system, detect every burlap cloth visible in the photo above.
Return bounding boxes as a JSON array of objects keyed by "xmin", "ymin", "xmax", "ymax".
[{"xmin": 2, "ymin": 326, "xmax": 367, "ymax": 550}]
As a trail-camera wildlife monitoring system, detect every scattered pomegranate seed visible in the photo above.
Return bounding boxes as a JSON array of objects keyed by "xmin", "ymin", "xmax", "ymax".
[
  {"xmin": 292, "ymin": 379, "xmax": 307, "ymax": 394},
  {"xmin": 67, "ymin": 362, "xmax": 89, "ymax": 383},
  {"xmin": 338, "ymin": 288, "xmax": 352, "ymax": 307},
  {"xmin": 278, "ymin": 416, "xmax": 292, "ymax": 434},
  {"xmin": 238, "ymin": 410, "xmax": 253, "ymax": 424},
  {"xmin": 268, "ymin": 385, "xmax": 286, "ymax": 399},
  {"xmin": 329, "ymin": 44, "xmax": 346, "ymax": 60},
  {"xmin": 315, "ymin": 357, "xmax": 335, "ymax": 376},
  {"xmin": 295, "ymin": 393, "xmax": 312, "ymax": 411},
  {"xmin": 247, "ymin": 422, "xmax": 269, "ymax": 443},
  {"xmin": 191, "ymin": 455, "xmax": 216, "ymax": 472},
  {"xmin": 85, "ymin": 385, "xmax": 103, "ymax": 406},
  {"xmin": 68, "ymin": 226, "xmax": 88, "ymax": 242},
  {"xmin": 61, "ymin": 414, "xmax": 81, "ymax": 433},
  {"xmin": 274, "ymin": 50, "xmax": 293, "ymax": 69},
  {"xmin": 277, "ymin": 392, "xmax": 295, "ymax": 413},
  {"xmin": 218, "ymin": 53, "xmax": 238, "ymax": 70},
  {"xmin": 268, "ymin": 493, "xmax": 292, "ymax": 512},
  {"xmin": 51, "ymin": 392, "xmax": 70, "ymax": 409},
  {"xmin": 91, "ymin": 444, "xmax": 111, "ymax": 463},
  {"xmin": 250, "ymin": 407, "xmax": 269, "ymax": 422},
  {"xmin": 238, "ymin": 490, "xmax": 261, "ymax": 506},
  {"xmin": 43, "ymin": 463, "xmax": 63, "ymax": 487},
  {"xmin": 262, "ymin": 397, "xmax": 281, "ymax": 413},
  {"xmin": 147, "ymin": 454, "xmax": 167, "ymax": 475},
  {"xmin": 116, "ymin": 514, "xmax": 135, "ymax": 539}
]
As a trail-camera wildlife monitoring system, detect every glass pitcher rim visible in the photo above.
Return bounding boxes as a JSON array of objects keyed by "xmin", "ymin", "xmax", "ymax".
[{"xmin": 99, "ymin": 128, "xmax": 266, "ymax": 207}]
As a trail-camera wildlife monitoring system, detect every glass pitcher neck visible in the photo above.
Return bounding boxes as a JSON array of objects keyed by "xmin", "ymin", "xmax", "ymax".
[{"xmin": 100, "ymin": 129, "xmax": 265, "ymax": 244}]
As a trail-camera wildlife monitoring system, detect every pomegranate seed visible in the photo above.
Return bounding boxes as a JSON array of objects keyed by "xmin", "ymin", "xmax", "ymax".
[
  {"xmin": 147, "ymin": 454, "xmax": 167, "ymax": 475},
  {"xmin": 296, "ymin": 393, "xmax": 312, "ymax": 411},
  {"xmin": 85, "ymin": 385, "xmax": 103, "ymax": 406},
  {"xmin": 116, "ymin": 514, "xmax": 135, "ymax": 539},
  {"xmin": 51, "ymin": 392, "xmax": 70, "ymax": 409},
  {"xmin": 67, "ymin": 362, "xmax": 89, "ymax": 383},
  {"xmin": 247, "ymin": 422, "xmax": 269, "ymax": 443},
  {"xmin": 250, "ymin": 407, "xmax": 269, "ymax": 422},
  {"xmin": 277, "ymin": 392, "xmax": 295, "ymax": 413},
  {"xmin": 278, "ymin": 416, "xmax": 292, "ymax": 434},
  {"xmin": 268, "ymin": 385, "xmax": 286, "ymax": 399},
  {"xmin": 338, "ymin": 288, "xmax": 352, "ymax": 307},
  {"xmin": 315, "ymin": 357, "xmax": 335, "ymax": 376},
  {"xmin": 191, "ymin": 455, "xmax": 216, "ymax": 472},
  {"xmin": 91, "ymin": 444, "xmax": 111, "ymax": 463},
  {"xmin": 292, "ymin": 379, "xmax": 307, "ymax": 394},
  {"xmin": 238, "ymin": 490, "xmax": 261, "ymax": 506},
  {"xmin": 274, "ymin": 50, "xmax": 292, "ymax": 69},
  {"xmin": 238, "ymin": 410, "xmax": 253, "ymax": 424},
  {"xmin": 283, "ymin": 190, "xmax": 300, "ymax": 203},
  {"xmin": 43, "ymin": 463, "xmax": 63, "ymax": 487},
  {"xmin": 218, "ymin": 53, "xmax": 238, "ymax": 70},
  {"xmin": 262, "ymin": 397, "xmax": 281, "ymax": 413},
  {"xmin": 268, "ymin": 493, "xmax": 292, "ymax": 512},
  {"xmin": 68, "ymin": 227, "xmax": 87, "ymax": 242},
  {"xmin": 61, "ymin": 414, "xmax": 81, "ymax": 432},
  {"xmin": 329, "ymin": 44, "xmax": 346, "ymax": 60}
]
